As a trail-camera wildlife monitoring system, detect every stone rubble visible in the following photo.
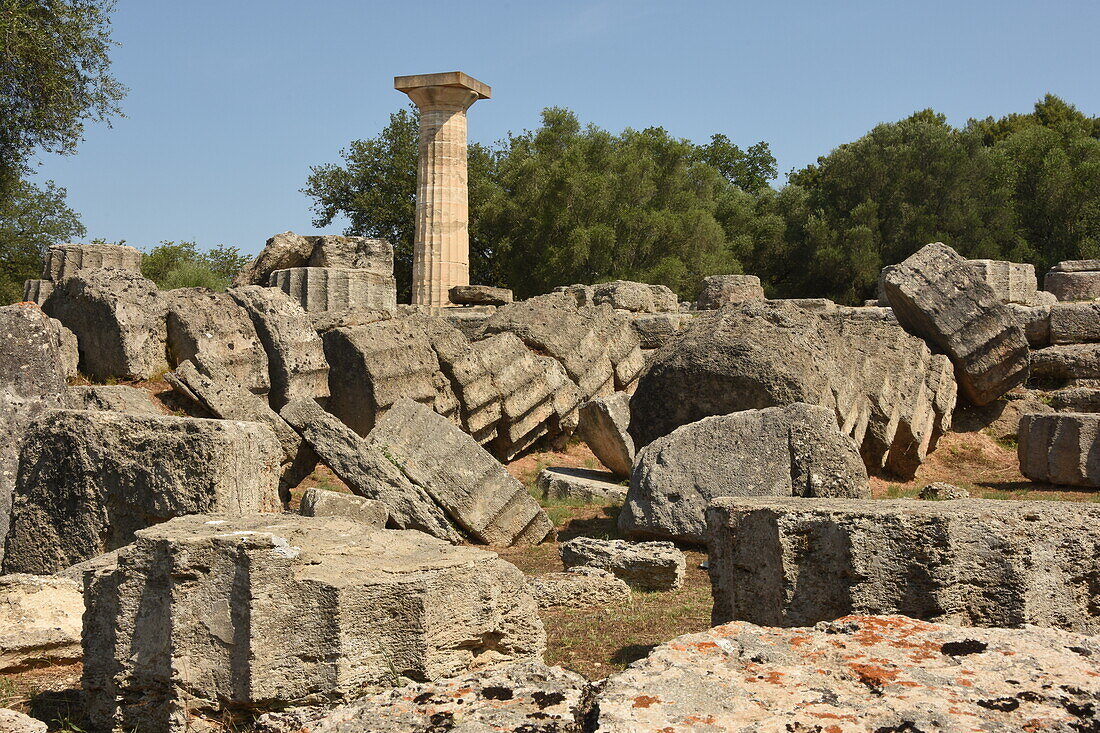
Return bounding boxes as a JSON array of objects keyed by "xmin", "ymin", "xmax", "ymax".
[
  {"xmin": 576, "ymin": 392, "xmax": 635, "ymax": 477},
  {"xmin": 1019, "ymin": 411, "xmax": 1100, "ymax": 486},
  {"xmin": 298, "ymin": 487, "xmax": 389, "ymax": 528},
  {"xmin": 918, "ymin": 481, "xmax": 970, "ymax": 499},
  {"xmin": 560, "ymin": 537, "xmax": 685, "ymax": 591},
  {"xmin": 536, "ymin": 466, "xmax": 628, "ymax": 505},
  {"xmin": 529, "ymin": 566, "xmax": 632, "ymax": 610},
  {"xmin": 0, "ymin": 573, "xmax": 83, "ymax": 671}
]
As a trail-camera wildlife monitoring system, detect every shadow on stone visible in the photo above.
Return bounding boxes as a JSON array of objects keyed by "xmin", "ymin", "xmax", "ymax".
[{"xmin": 610, "ymin": 643, "xmax": 656, "ymax": 667}]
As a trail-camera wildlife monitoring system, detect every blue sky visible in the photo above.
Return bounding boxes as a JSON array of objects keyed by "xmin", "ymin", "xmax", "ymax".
[{"xmin": 32, "ymin": 0, "xmax": 1100, "ymax": 256}]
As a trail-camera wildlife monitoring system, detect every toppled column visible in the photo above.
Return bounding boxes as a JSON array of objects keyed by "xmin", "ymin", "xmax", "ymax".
[
  {"xmin": 269, "ymin": 267, "xmax": 397, "ymax": 313},
  {"xmin": 83, "ymin": 514, "xmax": 546, "ymax": 731},
  {"xmin": 395, "ymin": 72, "xmax": 491, "ymax": 306},
  {"xmin": 42, "ymin": 243, "xmax": 142, "ymax": 281},
  {"xmin": 1019, "ymin": 412, "xmax": 1100, "ymax": 486}
]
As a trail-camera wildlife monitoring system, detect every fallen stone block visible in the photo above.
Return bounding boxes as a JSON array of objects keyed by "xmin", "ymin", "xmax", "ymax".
[
  {"xmin": 695, "ymin": 274, "xmax": 764, "ymax": 309},
  {"xmin": 307, "ymin": 235, "xmax": 393, "ymax": 274},
  {"xmin": 884, "ymin": 242, "xmax": 1029, "ymax": 405},
  {"xmin": 229, "ymin": 285, "xmax": 329, "ymax": 410},
  {"xmin": 2, "ymin": 410, "xmax": 282, "ymax": 574},
  {"xmin": 42, "ymin": 243, "xmax": 142, "ymax": 281},
  {"xmin": 233, "ymin": 231, "xmax": 315, "ymax": 287},
  {"xmin": 65, "ymin": 385, "xmax": 163, "ymax": 415},
  {"xmin": 918, "ymin": 481, "xmax": 970, "ymax": 499},
  {"xmin": 623, "ymin": 403, "xmax": 869, "ymax": 543},
  {"xmin": 1006, "ymin": 302, "xmax": 1051, "ymax": 347},
  {"xmin": 552, "ymin": 283, "xmax": 594, "ymax": 306},
  {"xmin": 1049, "ymin": 387, "xmax": 1100, "ymax": 412},
  {"xmin": 577, "ymin": 392, "xmax": 635, "ymax": 477},
  {"xmin": 472, "ymin": 333, "xmax": 560, "ymax": 457},
  {"xmin": 449, "ymin": 284, "xmax": 513, "ymax": 305},
  {"xmin": 592, "ymin": 280, "xmax": 677, "ymax": 313},
  {"xmin": 629, "ymin": 302, "xmax": 956, "ymax": 479},
  {"xmin": 1050, "ymin": 301, "xmax": 1100, "ymax": 344},
  {"xmin": 299, "ymin": 487, "xmax": 388, "ymax": 528},
  {"xmin": 593, "ymin": 614, "xmax": 1100, "ymax": 732},
  {"xmin": 83, "ymin": 514, "xmax": 546, "ymax": 730},
  {"xmin": 529, "ymin": 567, "xmax": 631, "ymax": 609},
  {"xmin": 1052, "ymin": 259, "xmax": 1100, "ymax": 272},
  {"xmin": 537, "ymin": 467, "xmax": 627, "ymax": 504},
  {"xmin": 280, "ymin": 398, "xmax": 460, "ymax": 543},
  {"xmin": 46, "ymin": 317, "xmax": 78, "ymax": 378},
  {"xmin": 560, "ymin": 537, "xmax": 684, "ymax": 591},
  {"xmin": 1030, "ymin": 343, "xmax": 1100, "ymax": 379},
  {"xmin": 255, "ymin": 662, "xmax": 586, "ymax": 733},
  {"xmin": 443, "ymin": 307, "xmax": 496, "ymax": 338},
  {"xmin": 22, "ymin": 278, "xmax": 52, "ymax": 305},
  {"xmin": 965, "ymin": 258, "xmax": 1039, "ymax": 304},
  {"xmin": 0, "ymin": 709, "xmax": 46, "ymax": 733},
  {"xmin": 163, "ymin": 287, "xmax": 270, "ymax": 394},
  {"xmin": 43, "ymin": 269, "xmax": 168, "ymax": 381},
  {"xmin": 629, "ymin": 312, "xmax": 690, "ymax": 349},
  {"xmin": 1045, "ymin": 267, "xmax": 1100, "ymax": 301},
  {"xmin": 368, "ymin": 399, "xmax": 553, "ymax": 545},
  {"xmin": 0, "ymin": 574, "xmax": 82, "ymax": 671},
  {"xmin": 270, "ymin": 267, "xmax": 397, "ymax": 313},
  {"xmin": 1019, "ymin": 411, "xmax": 1100, "ymax": 486},
  {"xmin": 706, "ymin": 496, "xmax": 1100, "ymax": 632},
  {"xmin": 308, "ymin": 307, "xmax": 392, "ymax": 332}
]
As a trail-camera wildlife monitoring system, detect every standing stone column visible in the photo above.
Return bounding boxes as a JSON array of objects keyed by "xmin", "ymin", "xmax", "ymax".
[{"xmin": 395, "ymin": 72, "xmax": 491, "ymax": 307}]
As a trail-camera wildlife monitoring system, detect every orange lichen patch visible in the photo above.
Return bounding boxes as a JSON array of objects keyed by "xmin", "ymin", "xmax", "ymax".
[
  {"xmin": 811, "ymin": 711, "xmax": 858, "ymax": 722},
  {"xmin": 760, "ymin": 670, "xmax": 784, "ymax": 685},
  {"xmin": 788, "ymin": 634, "xmax": 814, "ymax": 648},
  {"xmin": 682, "ymin": 715, "xmax": 718, "ymax": 725},
  {"xmin": 956, "ymin": 677, "xmax": 974, "ymax": 687},
  {"xmin": 692, "ymin": 640, "xmax": 719, "ymax": 652},
  {"xmin": 849, "ymin": 662, "xmax": 902, "ymax": 688},
  {"xmin": 633, "ymin": 695, "xmax": 662, "ymax": 708},
  {"xmin": 824, "ymin": 726, "xmax": 842, "ymax": 733}
]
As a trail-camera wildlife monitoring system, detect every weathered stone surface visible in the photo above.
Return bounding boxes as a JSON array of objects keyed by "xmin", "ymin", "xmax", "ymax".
[
  {"xmin": 163, "ymin": 287, "xmax": 270, "ymax": 394},
  {"xmin": 560, "ymin": 537, "xmax": 684, "ymax": 591},
  {"xmin": 623, "ymin": 404, "xmax": 868, "ymax": 543},
  {"xmin": 65, "ymin": 385, "xmax": 163, "ymax": 415},
  {"xmin": 308, "ymin": 307, "xmax": 392, "ymax": 332},
  {"xmin": 629, "ymin": 303, "xmax": 956, "ymax": 479},
  {"xmin": 307, "ymin": 235, "xmax": 394, "ymax": 275},
  {"xmin": 592, "ymin": 280, "xmax": 677, "ymax": 313},
  {"xmin": 593, "ymin": 614, "xmax": 1100, "ymax": 733},
  {"xmin": 1049, "ymin": 387, "xmax": 1100, "ymax": 412},
  {"xmin": 0, "ymin": 574, "xmax": 82, "ymax": 671},
  {"xmin": 530, "ymin": 566, "xmax": 631, "ymax": 609},
  {"xmin": 1052, "ymin": 259, "xmax": 1100, "ymax": 273},
  {"xmin": 0, "ymin": 709, "xmax": 46, "ymax": 733},
  {"xmin": 83, "ymin": 514, "xmax": 545, "ymax": 731},
  {"xmin": 0, "ymin": 304, "xmax": 68, "ymax": 566},
  {"xmin": 884, "ymin": 242, "xmax": 1029, "ymax": 405},
  {"xmin": 552, "ymin": 283, "xmax": 594, "ymax": 306},
  {"xmin": 1050, "ymin": 301, "xmax": 1100, "ymax": 344},
  {"xmin": 1030, "ymin": 343, "xmax": 1100, "ymax": 379},
  {"xmin": 537, "ymin": 467, "xmax": 627, "ymax": 504},
  {"xmin": 695, "ymin": 274, "xmax": 764, "ymax": 309},
  {"xmin": 918, "ymin": 481, "xmax": 970, "ymax": 499},
  {"xmin": 42, "ymin": 243, "xmax": 142, "ymax": 281},
  {"xmin": 256, "ymin": 662, "xmax": 587, "ymax": 733},
  {"xmin": 22, "ymin": 278, "xmax": 52, "ymax": 304},
  {"xmin": 270, "ymin": 267, "xmax": 397, "ymax": 313},
  {"xmin": 2, "ymin": 410, "xmax": 282, "ymax": 574},
  {"xmin": 965, "ymin": 258, "xmax": 1038, "ymax": 304},
  {"xmin": 442, "ymin": 307, "xmax": 495, "ymax": 338},
  {"xmin": 706, "ymin": 497, "xmax": 1100, "ymax": 632},
  {"xmin": 46, "ymin": 317, "xmax": 78, "ymax": 378},
  {"xmin": 449, "ymin": 284, "xmax": 513, "ymax": 305},
  {"xmin": 233, "ymin": 231, "xmax": 315, "ymax": 287},
  {"xmin": 280, "ymin": 397, "xmax": 460, "ymax": 543},
  {"xmin": 630, "ymin": 312, "xmax": 690, "ymax": 348},
  {"xmin": 228, "ymin": 285, "xmax": 329, "ymax": 410},
  {"xmin": 299, "ymin": 487, "xmax": 388, "ymax": 528},
  {"xmin": 577, "ymin": 392, "xmax": 634, "ymax": 477},
  {"xmin": 772, "ymin": 297, "xmax": 837, "ymax": 312},
  {"xmin": 1006, "ymin": 302, "xmax": 1051, "ymax": 347},
  {"xmin": 368, "ymin": 399, "xmax": 553, "ymax": 545},
  {"xmin": 1019, "ymin": 411, "xmax": 1100, "ymax": 486},
  {"xmin": 1045, "ymin": 269, "xmax": 1100, "ymax": 301},
  {"xmin": 42, "ymin": 269, "xmax": 168, "ymax": 381}
]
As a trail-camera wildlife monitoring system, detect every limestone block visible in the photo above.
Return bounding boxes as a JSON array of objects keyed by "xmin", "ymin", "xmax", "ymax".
[
  {"xmin": 628, "ymin": 302, "xmax": 956, "ymax": 479},
  {"xmin": 228, "ymin": 285, "xmax": 329, "ymax": 410},
  {"xmin": 695, "ymin": 274, "xmax": 765, "ymax": 309},
  {"xmin": 22, "ymin": 279, "xmax": 52, "ymax": 305},
  {"xmin": 163, "ymin": 287, "xmax": 271, "ymax": 394},
  {"xmin": 308, "ymin": 307, "xmax": 392, "ymax": 333},
  {"xmin": 449, "ymin": 284, "xmax": 513, "ymax": 305},
  {"xmin": 443, "ymin": 307, "xmax": 496, "ymax": 338},
  {"xmin": 255, "ymin": 662, "xmax": 586, "ymax": 733},
  {"xmin": 884, "ymin": 243, "xmax": 1029, "ymax": 405},
  {"xmin": 0, "ymin": 709, "xmax": 46, "ymax": 733},
  {"xmin": 1049, "ymin": 301, "xmax": 1100, "ymax": 344},
  {"xmin": 46, "ymin": 317, "xmax": 78, "ymax": 378},
  {"xmin": 233, "ymin": 231, "xmax": 314, "ymax": 287},
  {"xmin": 577, "ymin": 392, "xmax": 634, "ymax": 477},
  {"xmin": 1005, "ymin": 302, "xmax": 1051, "ymax": 347},
  {"xmin": 965, "ymin": 258, "xmax": 1038, "ymax": 304},
  {"xmin": 1045, "ymin": 269, "xmax": 1100, "ymax": 301},
  {"xmin": 270, "ymin": 267, "xmax": 397, "ymax": 314},
  {"xmin": 1052, "ymin": 259, "xmax": 1100, "ymax": 272},
  {"xmin": 0, "ymin": 304, "xmax": 67, "ymax": 566},
  {"xmin": 367, "ymin": 399, "xmax": 553, "ymax": 545},
  {"xmin": 280, "ymin": 398, "xmax": 460, "ymax": 542},
  {"xmin": 1049, "ymin": 387, "xmax": 1100, "ymax": 412},
  {"xmin": 560, "ymin": 537, "xmax": 685, "ymax": 591},
  {"xmin": 1, "ymin": 410, "xmax": 282, "ymax": 575},
  {"xmin": 42, "ymin": 269, "xmax": 168, "ymax": 381},
  {"xmin": 65, "ymin": 385, "xmax": 163, "ymax": 415},
  {"xmin": 622, "ymin": 403, "xmax": 869, "ymax": 543},
  {"xmin": 536, "ymin": 467, "xmax": 627, "ymax": 504},
  {"xmin": 706, "ymin": 497, "xmax": 1100, "ymax": 631},
  {"xmin": 529, "ymin": 567, "xmax": 631, "ymax": 609},
  {"xmin": 472, "ymin": 333, "xmax": 558, "ymax": 458},
  {"xmin": 0, "ymin": 574, "xmax": 82, "ymax": 671},
  {"xmin": 592, "ymin": 280, "xmax": 677, "ymax": 313},
  {"xmin": 42, "ymin": 243, "xmax": 142, "ymax": 281},
  {"xmin": 552, "ymin": 283, "xmax": 593, "ymax": 306},
  {"xmin": 83, "ymin": 514, "xmax": 546, "ymax": 730},
  {"xmin": 918, "ymin": 481, "xmax": 969, "ymax": 499},
  {"xmin": 630, "ymin": 312, "xmax": 689, "ymax": 348},
  {"xmin": 1030, "ymin": 343, "xmax": 1100, "ymax": 379},
  {"xmin": 307, "ymin": 235, "xmax": 394, "ymax": 275},
  {"xmin": 299, "ymin": 487, "xmax": 388, "ymax": 528},
  {"xmin": 1019, "ymin": 412, "xmax": 1100, "ymax": 486},
  {"xmin": 593, "ymin": 615, "xmax": 1100, "ymax": 732},
  {"xmin": 771, "ymin": 297, "xmax": 837, "ymax": 311}
]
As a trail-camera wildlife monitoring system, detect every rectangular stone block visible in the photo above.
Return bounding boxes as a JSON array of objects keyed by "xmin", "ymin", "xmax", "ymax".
[
  {"xmin": 270, "ymin": 267, "xmax": 397, "ymax": 313},
  {"xmin": 1044, "ymin": 270, "xmax": 1100, "ymax": 301},
  {"xmin": 1050, "ymin": 302, "xmax": 1100, "ymax": 344},
  {"xmin": 965, "ymin": 259, "xmax": 1038, "ymax": 304},
  {"xmin": 42, "ymin": 243, "xmax": 142, "ymax": 281},
  {"xmin": 1019, "ymin": 412, "xmax": 1100, "ymax": 486}
]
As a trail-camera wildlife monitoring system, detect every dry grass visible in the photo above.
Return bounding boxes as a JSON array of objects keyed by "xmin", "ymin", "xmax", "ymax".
[{"xmin": 0, "ymin": 663, "xmax": 85, "ymax": 730}]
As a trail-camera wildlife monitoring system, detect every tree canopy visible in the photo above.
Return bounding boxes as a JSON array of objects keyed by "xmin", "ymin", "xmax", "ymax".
[
  {"xmin": 141, "ymin": 240, "xmax": 250, "ymax": 291},
  {"xmin": 0, "ymin": 179, "xmax": 84, "ymax": 302}
]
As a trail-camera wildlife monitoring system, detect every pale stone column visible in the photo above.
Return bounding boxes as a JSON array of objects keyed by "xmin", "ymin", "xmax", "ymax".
[{"xmin": 395, "ymin": 72, "xmax": 491, "ymax": 306}]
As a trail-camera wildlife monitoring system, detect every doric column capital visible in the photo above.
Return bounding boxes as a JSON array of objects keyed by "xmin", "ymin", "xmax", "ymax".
[{"xmin": 403, "ymin": 85, "xmax": 480, "ymax": 113}]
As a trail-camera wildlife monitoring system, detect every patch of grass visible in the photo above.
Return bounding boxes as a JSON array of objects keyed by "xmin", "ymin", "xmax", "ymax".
[
  {"xmin": 992, "ymin": 434, "xmax": 1018, "ymax": 451},
  {"xmin": 880, "ymin": 484, "xmax": 920, "ymax": 499}
]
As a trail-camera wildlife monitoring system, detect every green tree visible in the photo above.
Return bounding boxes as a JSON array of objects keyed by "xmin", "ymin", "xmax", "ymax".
[
  {"xmin": 141, "ymin": 240, "xmax": 248, "ymax": 291},
  {"xmin": 0, "ymin": 179, "xmax": 84, "ymax": 302}
]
